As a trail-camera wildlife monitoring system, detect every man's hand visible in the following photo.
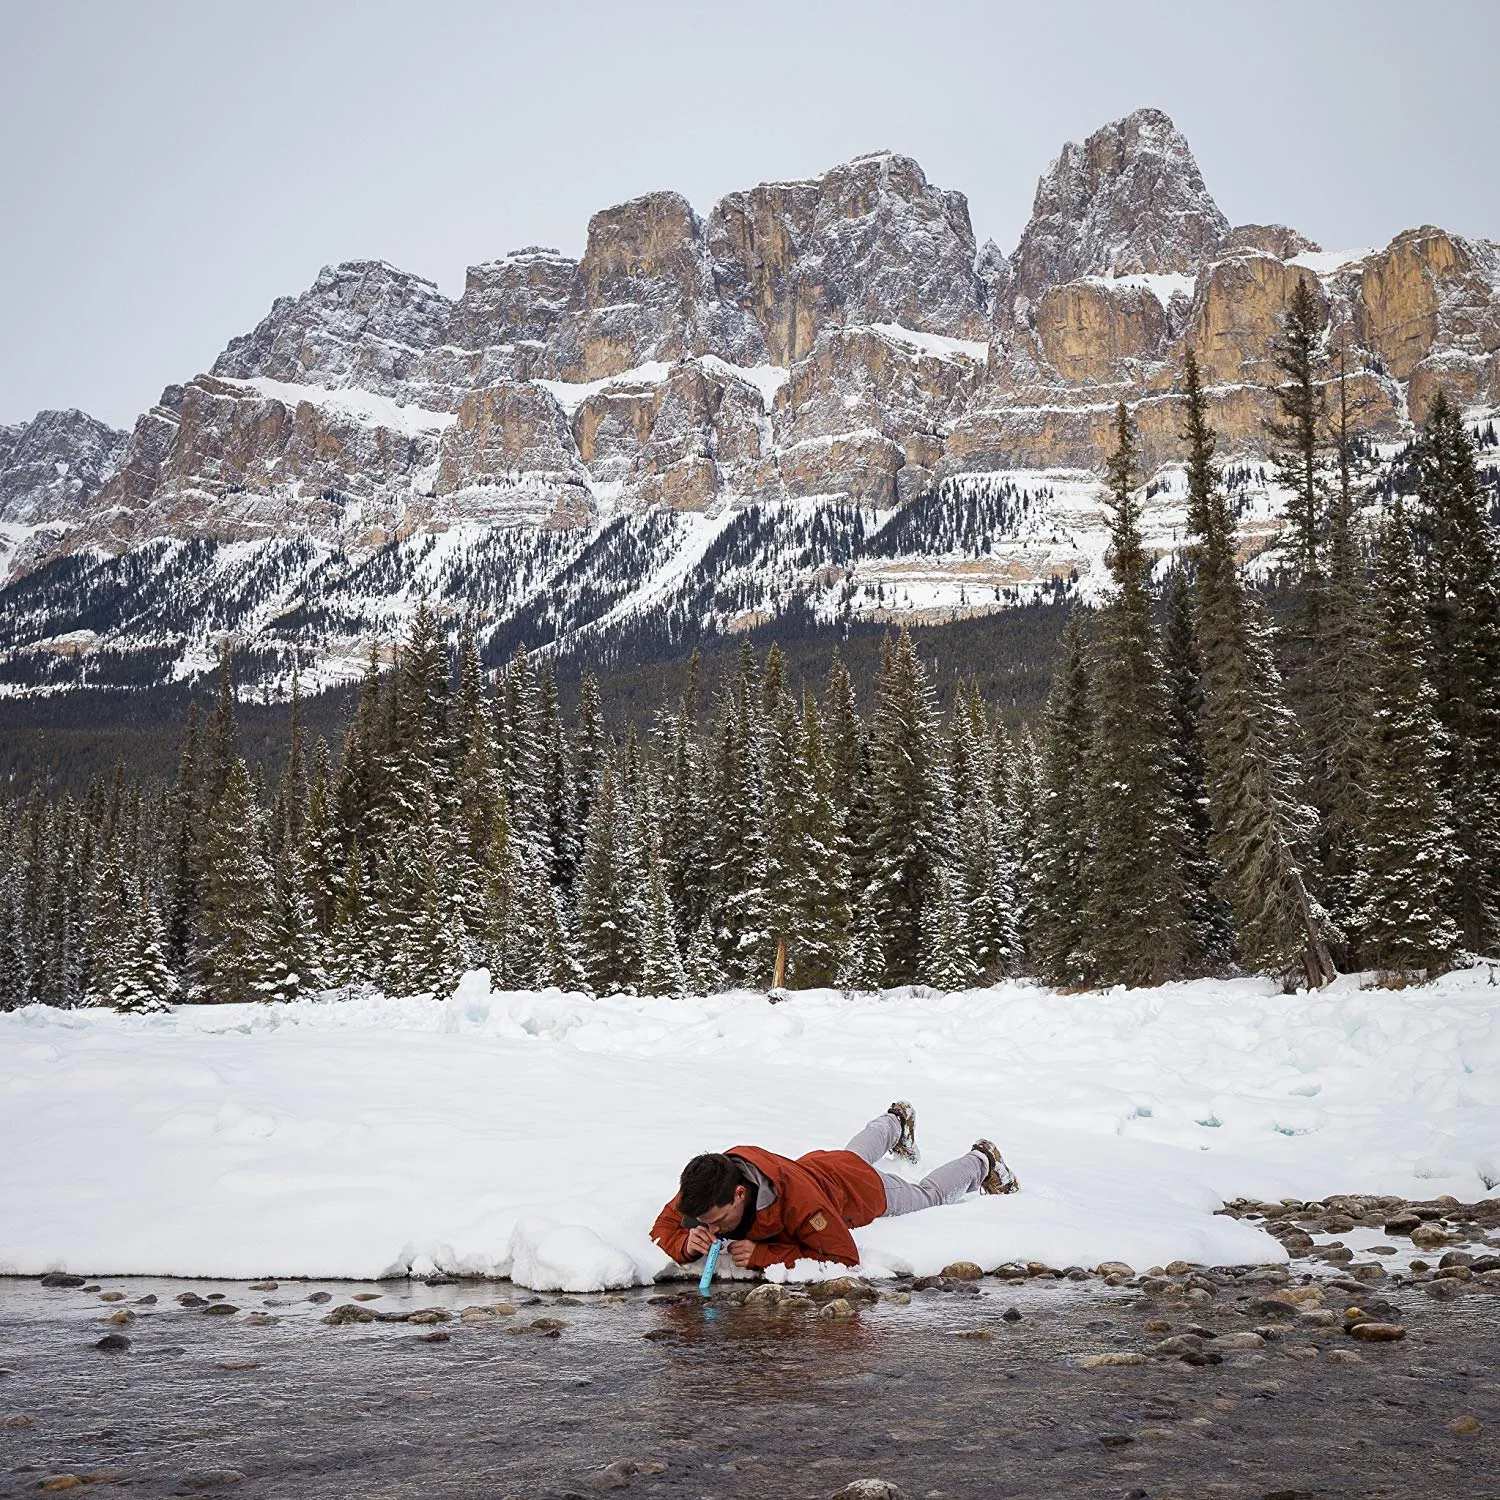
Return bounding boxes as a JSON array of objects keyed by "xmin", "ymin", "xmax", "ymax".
[
  {"xmin": 684, "ymin": 1226, "xmax": 715, "ymax": 1259},
  {"xmin": 726, "ymin": 1239, "xmax": 756, "ymax": 1269}
]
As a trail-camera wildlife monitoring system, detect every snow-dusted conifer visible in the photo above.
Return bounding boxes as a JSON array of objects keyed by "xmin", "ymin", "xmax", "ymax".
[
  {"xmin": 1414, "ymin": 388, "xmax": 1500, "ymax": 953},
  {"xmin": 1185, "ymin": 349, "xmax": 1336, "ymax": 987},
  {"xmin": 868, "ymin": 628, "xmax": 954, "ymax": 984},
  {"xmin": 1352, "ymin": 497, "xmax": 1458, "ymax": 977}
]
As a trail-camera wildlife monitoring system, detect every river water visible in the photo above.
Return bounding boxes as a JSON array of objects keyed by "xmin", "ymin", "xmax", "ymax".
[{"xmin": 1, "ymin": 1272, "xmax": 1496, "ymax": 1498}]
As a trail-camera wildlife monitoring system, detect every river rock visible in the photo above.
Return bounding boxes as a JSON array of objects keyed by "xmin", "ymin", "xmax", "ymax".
[
  {"xmin": 40, "ymin": 1273, "xmax": 87, "ymax": 1289},
  {"xmin": 1410, "ymin": 1223, "xmax": 1452, "ymax": 1249},
  {"xmin": 1348, "ymin": 1322, "xmax": 1406, "ymax": 1341},
  {"xmin": 39, "ymin": 1477, "xmax": 83, "ymax": 1492},
  {"xmin": 1450, "ymin": 1414, "xmax": 1482, "ymax": 1436},
  {"xmin": 1214, "ymin": 1332, "xmax": 1266, "ymax": 1350},
  {"xmin": 2, "ymin": 1414, "xmax": 34, "ymax": 1428},
  {"xmin": 247, "ymin": 1281, "xmax": 277, "ymax": 1291},
  {"xmin": 98, "ymin": 1291, "xmax": 124, "ymax": 1302},
  {"xmin": 939, "ymin": 1261, "xmax": 983, "ymax": 1281},
  {"xmin": 818, "ymin": 1298, "xmax": 857, "ymax": 1321},
  {"xmin": 408, "ymin": 1308, "xmax": 452, "ymax": 1325},
  {"xmin": 1077, "ymin": 1352, "xmax": 1146, "ymax": 1368},
  {"xmin": 94, "ymin": 1334, "xmax": 131, "ymax": 1352},
  {"xmin": 176, "ymin": 1293, "xmax": 206, "ymax": 1307},
  {"xmin": 1326, "ymin": 1348, "xmax": 1364, "ymax": 1364},
  {"xmin": 831, "ymin": 1481, "xmax": 908, "ymax": 1500},
  {"xmin": 323, "ymin": 1304, "xmax": 376, "ymax": 1325},
  {"xmin": 201, "ymin": 1304, "xmax": 238, "ymax": 1317},
  {"xmin": 1096, "ymin": 1260, "xmax": 1134, "ymax": 1278},
  {"xmin": 1383, "ymin": 1212, "xmax": 1422, "ymax": 1235}
]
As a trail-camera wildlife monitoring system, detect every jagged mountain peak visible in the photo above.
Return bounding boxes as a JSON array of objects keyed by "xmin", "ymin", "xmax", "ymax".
[{"xmin": 1010, "ymin": 107, "xmax": 1230, "ymax": 307}]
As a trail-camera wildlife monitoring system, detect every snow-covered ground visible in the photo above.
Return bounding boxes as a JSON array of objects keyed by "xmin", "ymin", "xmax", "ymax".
[{"xmin": 3, "ymin": 969, "xmax": 1497, "ymax": 1291}]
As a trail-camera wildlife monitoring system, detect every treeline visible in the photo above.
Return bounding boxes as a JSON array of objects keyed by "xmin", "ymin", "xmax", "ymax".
[{"xmin": 3, "ymin": 285, "xmax": 1498, "ymax": 1008}]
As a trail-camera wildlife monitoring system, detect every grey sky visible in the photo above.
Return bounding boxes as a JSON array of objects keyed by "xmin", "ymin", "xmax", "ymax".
[{"xmin": 3, "ymin": 0, "xmax": 1497, "ymax": 429}]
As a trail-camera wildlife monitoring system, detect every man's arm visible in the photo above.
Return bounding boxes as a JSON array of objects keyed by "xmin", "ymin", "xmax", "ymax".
[
  {"xmin": 650, "ymin": 1199, "xmax": 694, "ymax": 1263},
  {"xmin": 740, "ymin": 1208, "xmax": 861, "ymax": 1270}
]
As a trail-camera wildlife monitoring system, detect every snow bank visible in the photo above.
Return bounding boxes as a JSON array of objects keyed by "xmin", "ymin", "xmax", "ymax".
[{"xmin": 3, "ymin": 969, "xmax": 1496, "ymax": 1290}]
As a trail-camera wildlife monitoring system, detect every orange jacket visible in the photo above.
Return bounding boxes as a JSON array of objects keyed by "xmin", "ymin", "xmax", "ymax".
[{"xmin": 651, "ymin": 1144, "xmax": 886, "ymax": 1270}]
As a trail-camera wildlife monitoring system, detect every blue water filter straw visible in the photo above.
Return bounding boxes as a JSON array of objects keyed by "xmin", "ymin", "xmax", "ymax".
[{"xmin": 698, "ymin": 1237, "xmax": 724, "ymax": 1296}]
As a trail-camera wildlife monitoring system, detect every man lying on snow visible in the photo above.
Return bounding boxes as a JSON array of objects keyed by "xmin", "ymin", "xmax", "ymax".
[{"xmin": 651, "ymin": 1103, "xmax": 1019, "ymax": 1271}]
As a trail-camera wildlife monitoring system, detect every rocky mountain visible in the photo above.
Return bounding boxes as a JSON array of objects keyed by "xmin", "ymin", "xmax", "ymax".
[{"xmin": 2, "ymin": 108, "xmax": 1499, "ymax": 697}]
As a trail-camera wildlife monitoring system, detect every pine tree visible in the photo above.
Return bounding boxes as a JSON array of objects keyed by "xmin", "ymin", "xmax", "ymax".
[
  {"xmin": 1300, "ymin": 352, "xmax": 1377, "ymax": 943},
  {"xmin": 576, "ymin": 762, "xmax": 642, "ymax": 995},
  {"xmin": 1352, "ymin": 496, "xmax": 1458, "ymax": 978},
  {"xmin": 1184, "ymin": 348, "xmax": 1337, "ymax": 987},
  {"xmin": 1413, "ymin": 388, "xmax": 1500, "ymax": 953},
  {"xmin": 638, "ymin": 837, "xmax": 687, "ymax": 997},
  {"xmin": 1031, "ymin": 614, "xmax": 1094, "ymax": 986},
  {"xmin": 111, "ymin": 881, "xmax": 178, "ymax": 1014},
  {"xmin": 708, "ymin": 653, "xmax": 772, "ymax": 983},
  {"xmin": 920, "ymin": 866, "xmax": 980, "ymax": 991},
  {"xmin": 1161, "ymin": 566, "xmax": 1232, "ymax": 968},
  {"xmin": 327, "ymin": 839, "xmax": 372, "ymax": 993},
  {"xmin": 199, "ymin": 759, "xmax": 276, "ymax": 1003},
  {"xmin": 1085, "ymin": 405, "xmax": 1198, "ymax": 986},
  {"xmin": 868, "ymin": 629, "xmax": 953, "ymax": 984},
  {"xmin": 836, "ymin": 890, "xmax": 888, "ymax": 993},
  {"xmin": 683, "ymin": 912, "xmax": 727, "ymax": 996}
]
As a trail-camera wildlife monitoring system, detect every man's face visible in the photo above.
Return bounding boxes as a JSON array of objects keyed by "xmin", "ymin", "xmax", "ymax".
[{"xmin": 695, "ymin": 1184, "xmax": 748, "ymax": 1236}]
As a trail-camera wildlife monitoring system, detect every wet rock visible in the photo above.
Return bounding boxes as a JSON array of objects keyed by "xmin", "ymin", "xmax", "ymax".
[
  {"xmin": 831, "ymin": 1482, "xmax": 907, "ymax": 1500},
  {"xmin": 642, "ymin": 1328, "xmax": 675, "ymax": 1342},
  {"xmin": 306, "ymin": 1291, "xmax": 332, "ymax": 1304},
  {"xmin": 1471, "ymin": 1254, "xmax": 1500, "ymax": 1273},
  {"xmin": 81, "ymin": 1471, "xmax": 125, "ymax": 1485},
  {"xmin": 1347, "ymin": 1322, "xmax": 1406, "ymax": 1342},
  {"xmin": 1155, "ymin": 1335, "xmax": 1204, "ymax": 1355},
  {"xmin": 879, "ymin": 1291, "xmax": 911, "ymax": 1306},
  {"xmin": 352, "ymin": 1292, "xmax": 382, "ymax": 1301},
  {"xmin": 1410, "ymin": 1223, "xmax": 1452, "ymax": 1250},
  {"xmin": 1450, "ymin": 1414, "xmax": 1482, "ymax": 1436},
  {"xmin": 1299, "ymin": 1310, "xmax": 1339, "ymax": 1327},
  {"xmin": 1426, "ymin": 1277, "xmax": 1464, "ymax": 1300},
  {"xmin": 1383, "ymin": 1213, "xmax": 1422, "ymax": 1236},
  {"xmin": 1179, "ymin": 1350, "xmax": 1224, "ymax": 1366},
  {"xmin": 1098, "ymin": 1433, "xmax": 1135, "ymax": 1447},
  {"xmin": 246, "ymin": 1281, "xmax": 277, "ymax": 1291},
  {"xmin": 1322, "ymin": 1216, "xmax": 1356, "ymax": 1234},
  {"xmin": 1326, "ymin": 1348, "xmax": 1364, "ymax": 1364},
  {"xmin": 416, "ymin": 1330, "xmax": 451, "ymax": 1343},
  {"xmin": 818, "ymin": 1298, "xmax": 858, "ymax": 1321},
  {"xmin": 1438, "ymin": 1250, "xmax": 1474, "ymax": 1268},
  {"xmin": 322, "ymin": 1304, "xmax": 376, "ymax": 1325},
  {"xmin": 1214, "ymin": 1332, "xmax": 1266, "ymax": 1351},
  {"xmin": 1349, "ymin": 1263, "xmax": 1386, "ymax": 1282},
  {"xmin": 98, "ymin": 1291, "xmax": 125, "ymax": 1302},
  {"xmin": 585, "ymin": 1458, "xmax": 669, "ymax": 1490},
  {"xmin": 1096, "ymin": 1260, "xmax": 1135, "ymax": 1278},
  {"xmin": 175, "ymin": 1293, "xmax": 206, "ymax": 1307},
  {"xmin": 205, "ymin": 1293, "xmax": 226, "ymax": 1301},
  {"xmin": 939, "ymin": 1261, "xmax": 983, "ymax": 1281},
  {"xmin": 530, "ymin": 1317, "xmax": 567, "ymax": 1332},
  {"xmin": 1076, "ymin": 1352, "xmax": 1146, "ymax": 1368},
  {"xmin": 39, "ymin": 1477, "xmax": 83, "ymax": 1492},
  {"xmin": 1264, "ymin": 1284, "xmax": 1323, "ymax": 1308},
  {"xmin": 1435, "ymin": 1265, "xmax": 1472, "ymax": 1281},
  {"xmin": 201, "ymin": 1304, "xmax": 238, "ymax": 1317},
  {"xmin": 1001, "ymin": 1306, "xmax": 1022, "ymax": 1322},
  {"xmin": 39, "ymin": 1273, "xmax": 87, "ymax": 1289},
  {"xmin": 134, "ymin": 1295, "xmax": 157, "ymax": 1305},
  {"xmin": 180, "ymin": 1470, "xmax": 246, "ymax": 1487},
  {"xmin": 103, "ymin": 1310, "xmax": 135, "ymax": 1325},
  {"xmin": 94, "ymin": 1334, "xmax": 131, "ymax": 1352},
  {"xmin": 408, "ymin": 1308, "xmax": 452, "ymax": 1325},
  {"xmin": 953, "ymin": 1328, "xmax": 994, "ymax": 1340},
  {"xmin": 2, "ymin": 1413, "xmax": 34, "ymax": 1428},
  {"xmin": 991, "ymin": 1262, "xmax": 1028, "ymax": 1280},
  {"xmin": 243, "ymin": 1313, "xmax": 277, "ymax": 1327},
  {"xmin": 809, "ymin": 1277, "xmax": 878, "ymax": 1302}
]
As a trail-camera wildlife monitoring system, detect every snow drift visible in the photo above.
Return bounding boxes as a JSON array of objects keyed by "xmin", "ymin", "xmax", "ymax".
[{"xmin": 2, "ymin": 968, "xmax": 1497, "ymax": 1290}]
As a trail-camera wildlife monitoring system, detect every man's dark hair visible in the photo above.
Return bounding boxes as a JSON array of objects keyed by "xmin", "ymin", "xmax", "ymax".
[{"xmin": 678, "ymin": 1153, "xmax": 743, "ymax": 1218}]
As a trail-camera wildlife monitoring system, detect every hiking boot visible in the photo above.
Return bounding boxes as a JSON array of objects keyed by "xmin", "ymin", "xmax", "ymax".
[
  {"xmin": 887, "ymin": 1101, "xmax": 919, "ymax": 1164},
  {"xmin": 972, "ymin": 1139, "xmax": 1019, "ymax": 1195}
]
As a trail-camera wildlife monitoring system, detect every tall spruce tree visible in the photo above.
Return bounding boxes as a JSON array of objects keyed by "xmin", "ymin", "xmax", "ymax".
[
  {"xmin": 1086, "ymin": 404, "xmax": 1198, "ymax": 986},
  {"xmin": 1031, "ymin": 614, "xmax": 1094, "ymax": 986},
  {"xmin": 1183, "ymin": 349, "xmax": 1336, "ymax": 987},
  {"xmin": 867, "ymin": 629, "xmax": 953, "ymax": 984},
  {"xmin": 1413, "ymin": 388, "xmax": 1500, "ymax": 953},
  {"xmin": 1352, "ymin": 496, "xmax": 1458, "ymax": 977}
]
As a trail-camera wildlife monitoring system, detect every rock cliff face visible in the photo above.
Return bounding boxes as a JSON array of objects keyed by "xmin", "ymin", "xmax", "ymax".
[
  {"xmin": 4, "ymin": 108, "xmax": 1500, "ymax": 687},
  {"xmin": 1010, "ymin": 109, "xmax": 1230, "ymax": 308}
]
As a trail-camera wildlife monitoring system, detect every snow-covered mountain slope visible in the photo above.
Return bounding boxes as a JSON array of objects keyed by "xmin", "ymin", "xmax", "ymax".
[{"xmin": 4, "ymin": 107, "xmax": 1500, "ymax": 694}]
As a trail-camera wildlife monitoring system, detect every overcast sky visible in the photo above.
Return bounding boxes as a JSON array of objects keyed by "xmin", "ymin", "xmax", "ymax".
[{"xmin": 3, "ymin": 0, "xmax": 1498, "ymax": 429}]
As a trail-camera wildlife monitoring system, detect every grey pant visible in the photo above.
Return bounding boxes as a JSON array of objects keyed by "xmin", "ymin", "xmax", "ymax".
[{"xmin": 845, "ymin": 1114, "xmax": 985, "ymax": 1217}]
